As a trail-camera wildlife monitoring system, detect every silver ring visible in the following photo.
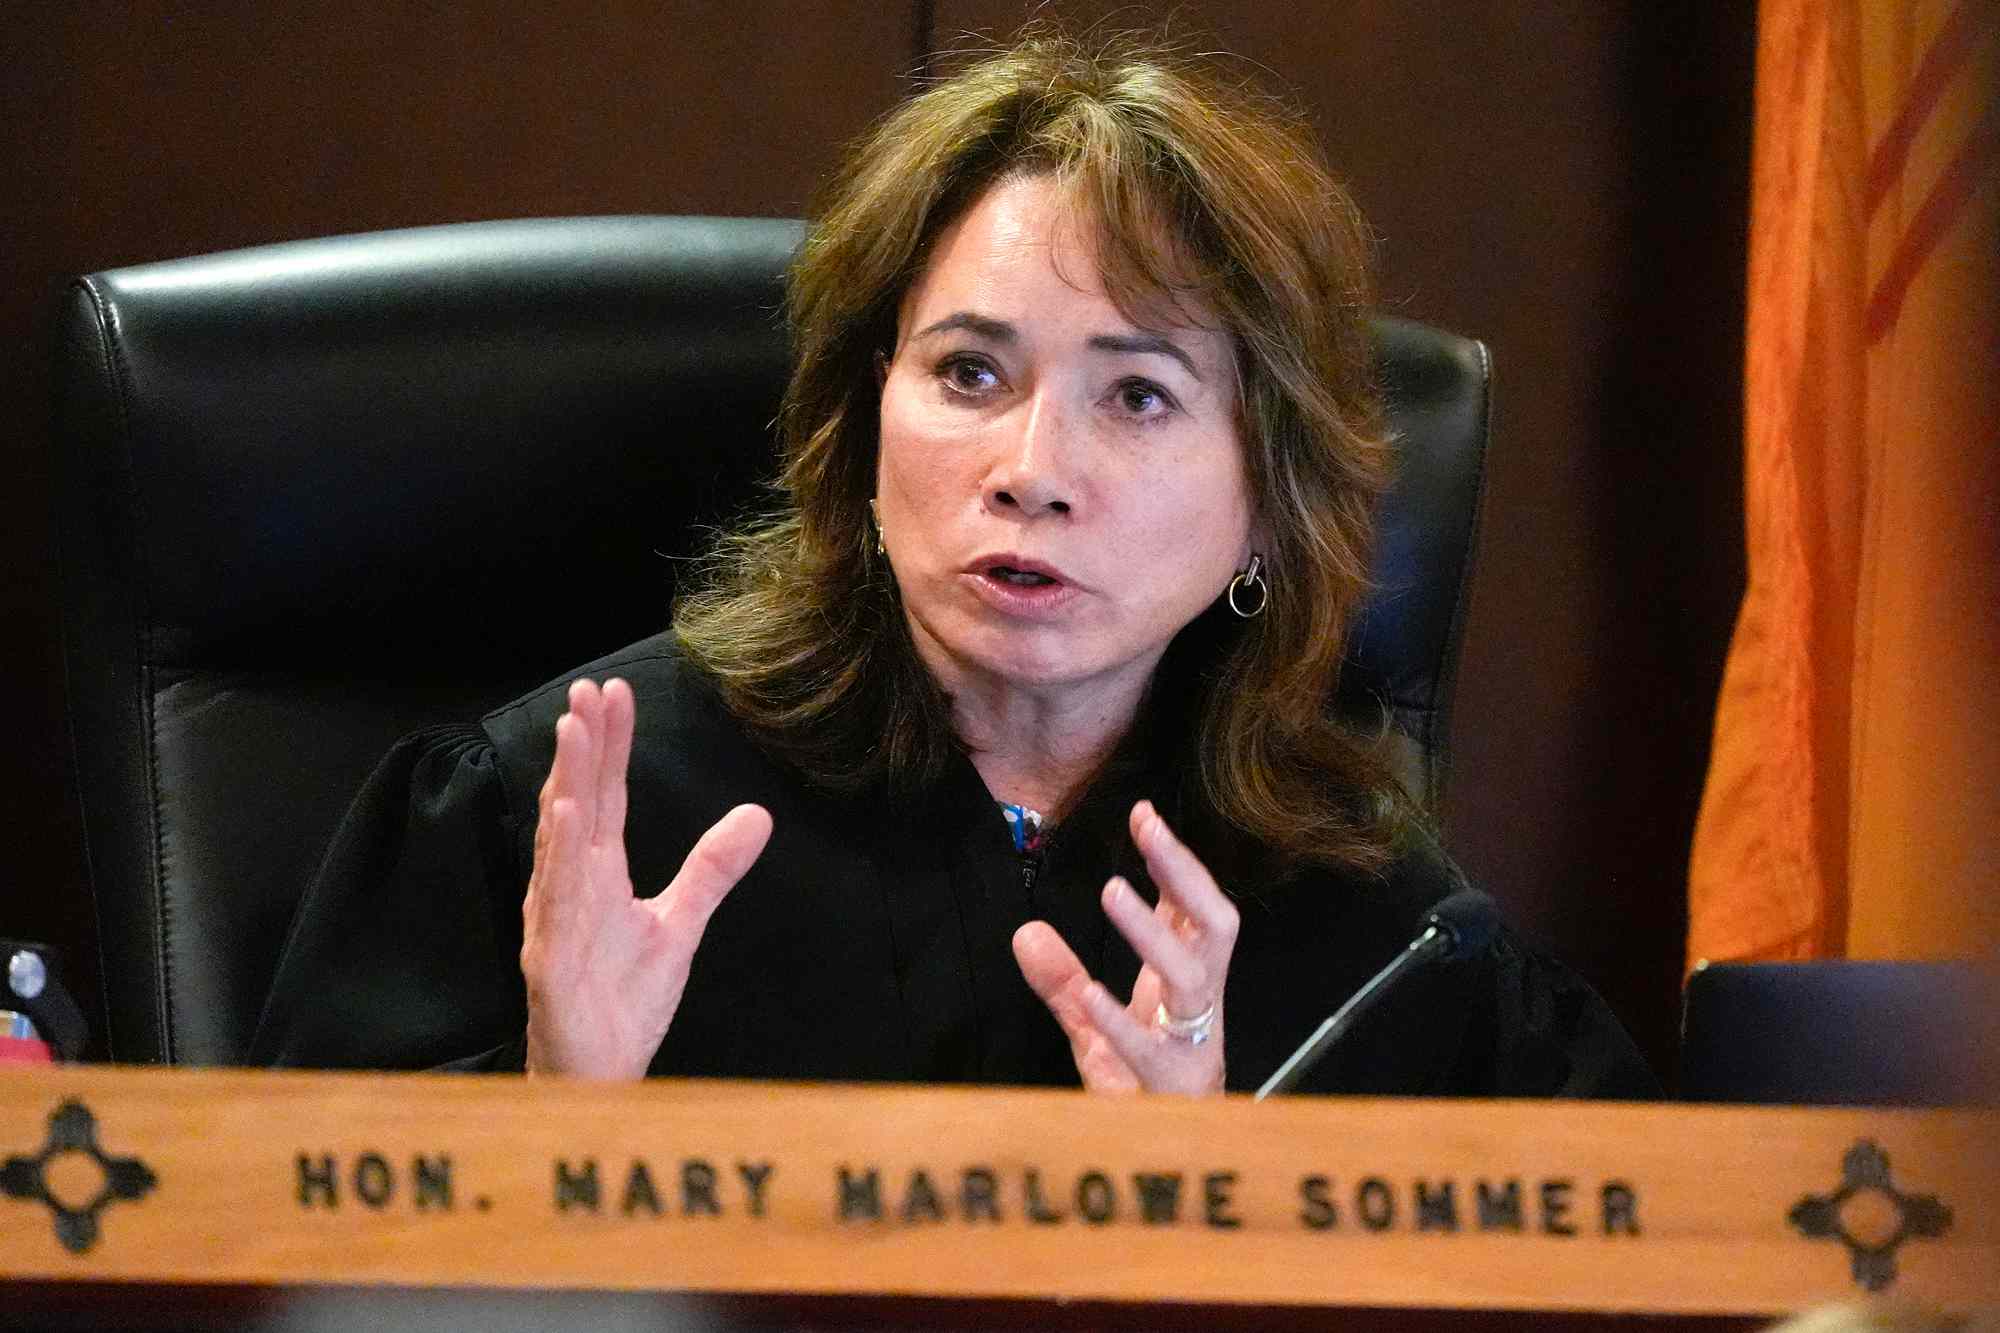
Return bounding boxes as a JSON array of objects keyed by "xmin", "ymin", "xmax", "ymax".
[{"xmin": 1153, "ymin": 1001, "xmax": 1216, "ymax": 1046}]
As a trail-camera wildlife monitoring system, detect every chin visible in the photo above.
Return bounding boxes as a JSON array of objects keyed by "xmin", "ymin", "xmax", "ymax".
[
  {"xmin": 962, "ymin": 646, "xmax": 1088, "ymax": 689},
  {"xmin": 956, "ymin": 629, "xmax": 1139, "ymax": 695},
  {"xmin": 916, "ymin": 618, "xmax": 1068, "ymax": 685},
  {"xmin": 910, "ymin": 597, "xmax": 1154, "ymax": 697}
]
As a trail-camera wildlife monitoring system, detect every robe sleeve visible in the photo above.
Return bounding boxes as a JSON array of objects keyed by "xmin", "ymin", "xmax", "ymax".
[
  {"xmin": 1261, "ymin": 925, "xmax": 1662, "ymax": 1100},
  {"xmin": 1473, "ymin": 933, "xmax": 1662, "ymax": 1098},
  {"xmin": 249, "ymin": 724, "xmax": 531, "ymax": 1071},
  {"xmin": 1235, "ymin": 821, "xmax": 1663, "ymax": 1100}
]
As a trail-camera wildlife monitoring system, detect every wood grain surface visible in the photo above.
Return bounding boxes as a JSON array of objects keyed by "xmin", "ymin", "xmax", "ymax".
[{"xmin": 0, "ymin": 1067, "xmax": 1991, "ymax": 1316}]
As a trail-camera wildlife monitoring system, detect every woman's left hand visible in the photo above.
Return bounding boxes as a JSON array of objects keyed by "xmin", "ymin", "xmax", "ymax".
[{"xmin": 1012, "ymin": 800, "xmax": 1239, "ymax": 1095}]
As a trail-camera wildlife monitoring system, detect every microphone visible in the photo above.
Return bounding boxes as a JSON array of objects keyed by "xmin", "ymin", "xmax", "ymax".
[{"xmin": 1254, "ymin": 889, "xmax": 1500, "ymax": 1099}]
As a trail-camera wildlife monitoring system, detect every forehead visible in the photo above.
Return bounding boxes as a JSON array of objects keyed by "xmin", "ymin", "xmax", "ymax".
[{"xmin": 901, "ymin": 174, "xmax": 1230, "ymax": 350}]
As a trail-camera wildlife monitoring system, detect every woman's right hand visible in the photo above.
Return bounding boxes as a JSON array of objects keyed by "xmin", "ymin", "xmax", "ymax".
[{"xmin": 521, "ymin": 677, "xmax": 772, "ymax": 1078}]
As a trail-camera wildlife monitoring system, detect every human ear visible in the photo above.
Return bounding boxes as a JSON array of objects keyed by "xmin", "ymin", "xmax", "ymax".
[{"xmin": 1244, "ymin": 516, "xmax": 1273, "ymax": 570}]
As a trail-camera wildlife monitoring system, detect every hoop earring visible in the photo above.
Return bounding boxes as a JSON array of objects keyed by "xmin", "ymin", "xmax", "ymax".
[
  {"xmin": 868, "ymin": 498, "xmax": 885, "ymax": 556},
  {"xmin": 1227, "ymin": 554, "xmax": 1268, "ymax": 619}
]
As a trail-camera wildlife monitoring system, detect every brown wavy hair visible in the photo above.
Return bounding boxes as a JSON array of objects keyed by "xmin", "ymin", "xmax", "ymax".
[{"xmin": 674, "ymin": 27, "xmax": 1404, "ymax": 871}]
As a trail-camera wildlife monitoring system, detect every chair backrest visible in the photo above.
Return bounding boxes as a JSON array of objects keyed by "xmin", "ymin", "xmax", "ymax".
[{"xmin": 55, "ymin": 217, "xmax": 1490, "ymax": 1066}]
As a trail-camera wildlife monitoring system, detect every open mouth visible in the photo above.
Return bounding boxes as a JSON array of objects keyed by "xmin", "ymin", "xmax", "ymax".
[{"xmin": 988, "ymin": 565, "xmax": 1059, "ymax": 587}]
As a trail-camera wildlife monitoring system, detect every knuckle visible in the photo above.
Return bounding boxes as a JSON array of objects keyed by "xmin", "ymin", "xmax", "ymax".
[{"xmin": 682, "ymin": 849, "xmax": 727, "ymax": 898}]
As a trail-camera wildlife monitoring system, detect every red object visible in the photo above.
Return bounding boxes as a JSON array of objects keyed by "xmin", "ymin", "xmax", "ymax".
[{"xmin": 0, "ymin": 1034, "xmax": 53, "ymax": 1063}]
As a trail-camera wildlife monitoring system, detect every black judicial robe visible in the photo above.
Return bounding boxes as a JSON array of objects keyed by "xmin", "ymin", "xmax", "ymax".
[{"xmin": 252, "ymin": 633, "xmax": 1658, "ymax": 1097}]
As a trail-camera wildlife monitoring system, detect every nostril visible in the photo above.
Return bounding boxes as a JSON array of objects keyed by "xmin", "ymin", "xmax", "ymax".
[
  {"xmin": 995, "ymin": 490, "xmax": 1018, "ymax": 507},
  {"xmin": 1050, "ymin": 500, "xmax": 1071, "ymax": 514}
]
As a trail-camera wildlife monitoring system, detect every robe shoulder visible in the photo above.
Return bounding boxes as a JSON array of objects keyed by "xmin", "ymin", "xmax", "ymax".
[{"xmin": 249, "ymin": 720, "xmax": 524, "ymax": 1069}]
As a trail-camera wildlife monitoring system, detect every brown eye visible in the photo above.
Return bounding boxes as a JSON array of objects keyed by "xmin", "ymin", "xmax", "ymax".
[
  {"xmin": 1114, "ymin": 378, "xmax": 1175, "ymax": 417},
  {"xmin": 939, "ymin": 354, "xmax": 1000, "ymax": 395}
]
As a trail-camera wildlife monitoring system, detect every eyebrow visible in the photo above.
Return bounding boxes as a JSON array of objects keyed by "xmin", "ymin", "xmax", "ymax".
[
  {"xmin": 1087, "ymin": 332, "xmax": 1202, "ymax": 382},
  {"xmin": 910, "ymin": 312, "xmax": 1204, "ymax": 382},
  {"xmin": 912, "ymin": 312, "xmax": 1016, "ymax": 343}
]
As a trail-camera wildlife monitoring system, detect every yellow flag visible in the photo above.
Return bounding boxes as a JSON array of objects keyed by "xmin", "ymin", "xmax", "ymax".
[{"xmin": 1688, "ymin": 0, "xmax": 1999, "ymax": 966}]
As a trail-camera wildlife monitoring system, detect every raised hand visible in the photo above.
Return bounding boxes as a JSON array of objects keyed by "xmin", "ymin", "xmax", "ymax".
[
  {"xmin": 1011, "ymin": 801, "xmax": 1239, "ymax": 1095},
  {"xmin": 520, "ymin": 677, "xmax": 771, "ymax": 1078}
]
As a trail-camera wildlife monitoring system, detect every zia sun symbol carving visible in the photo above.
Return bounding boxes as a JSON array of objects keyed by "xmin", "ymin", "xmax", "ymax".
[
  {"xmin": 1788, "ymin": 1139, "xmax": 1952, "ymax": 1292},
  {"xmin": 1, "ymin": 1099, "xmax": 158, "ymax": 1253}
]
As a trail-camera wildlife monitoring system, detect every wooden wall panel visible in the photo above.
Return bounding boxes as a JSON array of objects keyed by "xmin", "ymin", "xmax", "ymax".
[{"xmin": 933, "ymin": 1, "xmax": 1756, "ymax": 1075}]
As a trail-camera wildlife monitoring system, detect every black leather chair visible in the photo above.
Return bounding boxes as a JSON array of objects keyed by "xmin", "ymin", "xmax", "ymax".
[{"xmin": 55, "ymin": 217, "xmax": 1491, "ymax": 1066}]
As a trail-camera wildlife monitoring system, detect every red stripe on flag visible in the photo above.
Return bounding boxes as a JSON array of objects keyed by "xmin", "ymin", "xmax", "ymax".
[
  {"xmin": 1865, "ymin": 100, "xmax": 1999, "ymax": 343},
  {"xmin": 1863, "ymin": 0, "xmax": 1994, "ymax": 219}
]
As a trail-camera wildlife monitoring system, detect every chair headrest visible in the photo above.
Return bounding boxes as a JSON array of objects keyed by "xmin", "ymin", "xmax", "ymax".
[{"xmin": 64, "ymin": 216, "xmax": 803, "ymax": 678}]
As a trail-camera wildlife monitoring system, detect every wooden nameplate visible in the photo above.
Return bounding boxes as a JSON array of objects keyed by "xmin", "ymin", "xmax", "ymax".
[{"xmin": 1, "ymin": 1065, "xmax": 1993, "ymax": 1315}]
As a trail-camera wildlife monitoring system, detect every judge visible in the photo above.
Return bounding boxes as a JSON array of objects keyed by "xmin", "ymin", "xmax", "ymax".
[{"xmin": 254, "ymin": 30, "xmax": 1656, "ymax": 1098}]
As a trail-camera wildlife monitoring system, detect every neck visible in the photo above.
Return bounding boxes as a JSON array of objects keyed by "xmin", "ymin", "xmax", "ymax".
[
  {"xmin": 918, "ymin": 654, "xmax": 1154, "ymax": 823},
  {"xmin": 958, "ymin": 694, "xmax": 1137, "ymax": 821}
]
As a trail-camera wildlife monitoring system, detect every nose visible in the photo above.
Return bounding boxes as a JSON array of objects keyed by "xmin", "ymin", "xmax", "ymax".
[{"xmin": 986, "ymin": 390, "xmax": 1075, "ymax": 517}]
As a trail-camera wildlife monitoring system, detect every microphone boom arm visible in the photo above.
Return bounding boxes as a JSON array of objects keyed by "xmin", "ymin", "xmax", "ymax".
[{"xmin": 1254, "ymin": 924, "xmax": 1449, "ymax": 1099}]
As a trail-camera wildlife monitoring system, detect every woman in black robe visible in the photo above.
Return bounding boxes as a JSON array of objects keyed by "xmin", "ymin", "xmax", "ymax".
[{"xmin": 254, "ymin": 30, "xmax": 1656, "ymax": 1099}]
